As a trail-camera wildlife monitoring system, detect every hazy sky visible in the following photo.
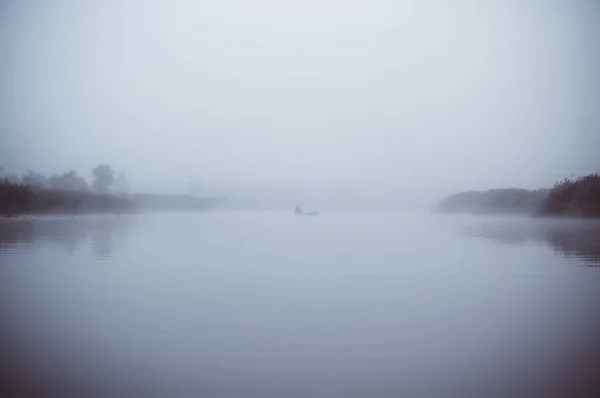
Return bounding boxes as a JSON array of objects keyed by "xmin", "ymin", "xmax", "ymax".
[{"xmin": 1, "ymin": 0, "xmax": 599, "ymax": 200}]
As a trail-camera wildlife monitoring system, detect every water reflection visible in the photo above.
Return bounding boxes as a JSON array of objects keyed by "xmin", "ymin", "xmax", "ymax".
[
  {"xmin": 459, "ymin": 217, "xmax": 600, "ymax": 266},
  {"xmin": 0, "ymin": 215, "xmax": 129, "ymax": 260},
  {"xmin": 1, "ymin": 213, "xmax": 600, "ymax": 397},
  {"xmin": 90, "ymin": 217, "xmax": 120, "ymax": 260}
]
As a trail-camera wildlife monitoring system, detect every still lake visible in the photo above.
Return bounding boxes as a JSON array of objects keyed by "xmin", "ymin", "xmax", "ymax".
[{"xmin": 1, "ymin": 212, "xmax": 599, "ymax": 398}]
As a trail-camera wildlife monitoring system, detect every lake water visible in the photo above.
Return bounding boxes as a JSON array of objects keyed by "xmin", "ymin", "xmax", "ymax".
[{"xmin": 1, "ymin": 212, "xmax": 600, "ymax": 398}]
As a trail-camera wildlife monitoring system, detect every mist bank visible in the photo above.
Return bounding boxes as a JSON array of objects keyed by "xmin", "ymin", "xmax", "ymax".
[
  {"xmin": 437, "ymin": 173, "xmax": 600, "ymax": 218},
  {"xmin": 129, "ymin": 194, "xmax": 226, "ymax": 212}
]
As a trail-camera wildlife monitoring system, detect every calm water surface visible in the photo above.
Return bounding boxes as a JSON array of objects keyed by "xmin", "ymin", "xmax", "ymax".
[{"xmin": 1, "ymin": 212, "xmax": 599, "ymax": 398}]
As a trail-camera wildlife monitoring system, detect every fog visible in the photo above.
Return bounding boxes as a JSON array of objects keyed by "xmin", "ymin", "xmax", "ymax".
[{"xmin": 1, "ymin": 0, "xmax": 599, "ymax": 206}]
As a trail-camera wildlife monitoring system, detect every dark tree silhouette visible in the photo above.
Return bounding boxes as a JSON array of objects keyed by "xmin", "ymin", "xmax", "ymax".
[
  {"xmin": 49, "ymin": 170, "xmax": 89, "ymax": 192},
  {"xmin": 0, "ymin": 167, "xmax": 18, "ymax": 183},
  {"xmin": 21, "ymin": 170, "xmax": 48, "ymax": 188},
  {"xmin": 4, "ymin": 174, "xmax": 20, "ymax": 183},
  {"xmin": 542, "ymin": 173, "xmax": 600, "ymax": 217},
  {"xmin": 92, "ymin": 163, "xmax": 115, "ymax": 194}
]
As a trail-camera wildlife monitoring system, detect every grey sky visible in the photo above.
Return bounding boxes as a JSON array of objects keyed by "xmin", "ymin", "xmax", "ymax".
[{"xmin": 1, "ymin": 0, "xmax": 598, "ymax": 201}]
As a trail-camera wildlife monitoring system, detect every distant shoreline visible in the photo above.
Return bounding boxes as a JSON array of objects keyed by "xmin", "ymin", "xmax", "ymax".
[
  {"xmin": 0, "ymin": 180, "xmax": 225, "ymax": 217},
  {"xmin": 0, "ymin": 180, "xmax": 134, "ymax": 217},
  {"xmin": 436, "ymin": 172, "xmax": 600, "ymax": 218}
]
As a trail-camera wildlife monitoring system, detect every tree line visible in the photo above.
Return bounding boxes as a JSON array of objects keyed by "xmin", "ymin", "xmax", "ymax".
[
  {"xmin": 436, "ymin": 172, "xmax": 600, "ymax": 218},
  {"xmin": 0, "ymin": 163, "xmax": 129, "ymax": 195}
]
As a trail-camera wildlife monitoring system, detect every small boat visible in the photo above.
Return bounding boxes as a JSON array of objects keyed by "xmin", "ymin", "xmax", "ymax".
[{"xmin": 294, "ymin": 206, "xmax": 319, "ymax": 216}]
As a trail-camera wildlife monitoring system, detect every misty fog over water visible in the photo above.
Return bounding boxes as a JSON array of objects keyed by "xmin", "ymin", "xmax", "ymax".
[
  {"xmin": 2, "ymin": 0, "xmax": 600, "ymax": 397},
  {"xmin": 1, "ymin": 0, "xmax": 599, "ymax": 203}
]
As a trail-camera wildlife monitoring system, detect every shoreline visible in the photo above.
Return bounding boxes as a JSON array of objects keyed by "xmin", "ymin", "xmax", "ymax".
[
  {"xmin": 0, "ymin": 180, "xmax": 226, "ymax": 218},
  {"xmin": 436, "ymin": 172, "xmax": 600, "ymax": 219}
]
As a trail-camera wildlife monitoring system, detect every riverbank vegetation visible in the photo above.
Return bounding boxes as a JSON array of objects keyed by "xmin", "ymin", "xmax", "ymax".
[
  {"xmin": 0, "ymin": 163, "xmax": 224, "ymax": 216},
  {"xmin": 0, "ymin": 163, "xmax": 132, "ymax": 216},
  {"xmin": 437, "ymin": 172, "xmax": 600, "ymax": 218},
  {"xmin": 541, "ymin": 173, "xmax": 600, "ymax": 218},
  {"xmin": 0, "ymin": 179, "xmax": 134, "ymax": 216}
]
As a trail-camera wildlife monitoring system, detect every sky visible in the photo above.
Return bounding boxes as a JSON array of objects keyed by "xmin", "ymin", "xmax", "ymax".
[{"xmin": 0, "ymin": 0, "xmax": 599, "ymax": 203}]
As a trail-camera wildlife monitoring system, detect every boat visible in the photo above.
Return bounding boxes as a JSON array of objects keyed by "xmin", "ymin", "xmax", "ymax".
[{"xmin": 294, "ymin": 206, "xmax": 319, "ymax": 216}]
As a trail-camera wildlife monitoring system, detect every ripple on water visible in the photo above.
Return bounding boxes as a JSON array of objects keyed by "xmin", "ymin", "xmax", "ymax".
[
  {"xmin": 455, "ymin": 216, "xmax": 600, "ymax": 266},
  {"xmin": 0, "ymin": 215, "xmax": 130, "ymax": 261}
]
